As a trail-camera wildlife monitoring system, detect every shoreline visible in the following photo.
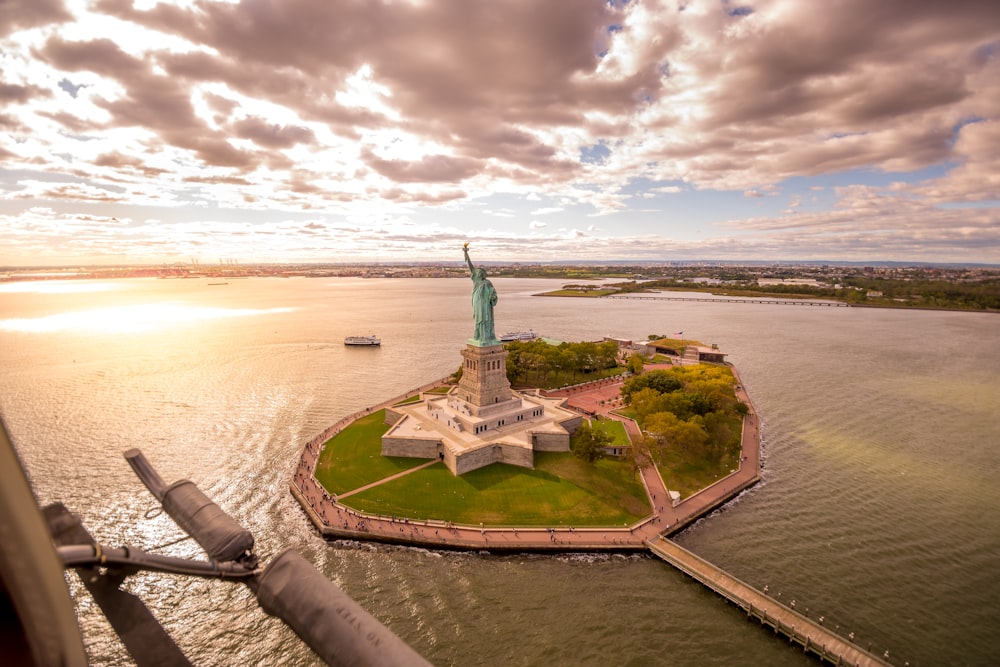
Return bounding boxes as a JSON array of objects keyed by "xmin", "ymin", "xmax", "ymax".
[
  {"xmin": 290, "ymin": 363, "xmax": 762, "ymax": 553},
  {"xmin": 538, "ymin": 289, "xmax": 999, "ymax": 314}
]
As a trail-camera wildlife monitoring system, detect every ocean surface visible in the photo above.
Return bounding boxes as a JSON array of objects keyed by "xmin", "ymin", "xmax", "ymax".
[{"xmin": 1, "ymin": 276, "xmax": 998, "ymax": 666}]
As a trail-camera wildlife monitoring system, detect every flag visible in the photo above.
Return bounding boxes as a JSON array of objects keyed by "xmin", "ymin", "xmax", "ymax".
[{"xmin": 674, "ymin": 331, "xmax": 683, "ymax": 336}]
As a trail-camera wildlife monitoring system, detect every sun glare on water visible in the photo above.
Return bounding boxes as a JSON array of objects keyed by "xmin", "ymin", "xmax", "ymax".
[
  {"xmin": 0, "ymin": 303, "xmax": 294, "ymax": 334},
  {"xmin": 0, "ymin": 280, "xmax": 122, "ymax": 294}
]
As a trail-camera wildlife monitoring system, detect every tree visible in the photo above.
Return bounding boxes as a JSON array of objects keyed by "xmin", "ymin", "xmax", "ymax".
[
  {"xmin": 630, "ymin": 387, "xmax": 666, "ymax": 424},
  {"xmin": 656, "ymin": 391, "xmax": 696, "ymax": 421},
  {"xmin": 572, "ymin": 422, "xmax": 612, "ymax": 463},
  {"xmin": 702, "ymin": 411, "xmax": 739, "ymax": 462},
  {"xmin": 626, "ymin": 353, "xmax": 645, "ymax": 375},
  {"xmin": 578, "ymin": 341, "xmax": 598, "ymax": 373},
  {"xmin": 643, "ymin": 411, "xmax": 711, "ymax": 459},
  {"xmin": 622, "ymin": 370, "xmax": 683, "ymax": 403},
  {"xmin": 505, "ymin": 347, "xmax": 525, "ymax": 381},
  {"xmin": 596, "ymin": 341, "xmax": 619, "ymax": 369},
  {"xmin": 557, "ymin": 347, "xmax": 577, "ymax": 381},
  {"xmin": 525, "ymin": 352, "xmax": 546, "ymax": 383}
]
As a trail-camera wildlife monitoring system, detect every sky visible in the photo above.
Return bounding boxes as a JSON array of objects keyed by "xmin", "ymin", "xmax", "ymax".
[{"xmin": 1, "ymin": 0, "xmax": 999, "ymax": 266}]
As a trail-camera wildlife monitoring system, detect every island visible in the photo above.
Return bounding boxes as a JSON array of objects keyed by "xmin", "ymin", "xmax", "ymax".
[
  {"xmin": 289, "ymin": 247, "xmax": 761, "ymax": 550},
  {"xmin": 291, "ymin": 335, "xmax": 759, "ymax": 550}
]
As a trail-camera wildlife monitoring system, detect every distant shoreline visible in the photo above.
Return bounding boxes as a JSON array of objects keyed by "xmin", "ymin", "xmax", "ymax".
[
  {"xmin": 5, "ymin": 268, "xmax": 995, "ymax": 313},
  {"xmin": 536, "ymin": 288, "xmax": 999, "ymax": 314}
]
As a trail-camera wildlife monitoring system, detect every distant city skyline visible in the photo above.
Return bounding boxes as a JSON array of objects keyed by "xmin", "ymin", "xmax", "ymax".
[{"xmin": 1, "ymin": 0, "xmax": 998, "ymax": 266}]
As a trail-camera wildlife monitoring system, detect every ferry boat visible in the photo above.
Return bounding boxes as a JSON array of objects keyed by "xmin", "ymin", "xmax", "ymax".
[
  {"xmin": 344, "ymin": 335, "xmax": 381, "ymax": 346},
  {"xmin": 500, "ymin": 330, "xmax": 537, "ymax": 342}
]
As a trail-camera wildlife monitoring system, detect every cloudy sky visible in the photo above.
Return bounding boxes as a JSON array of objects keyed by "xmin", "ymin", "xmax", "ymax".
[{"xmin": 1, "ymin": 0, "xmax": 998, "ymax": 266}]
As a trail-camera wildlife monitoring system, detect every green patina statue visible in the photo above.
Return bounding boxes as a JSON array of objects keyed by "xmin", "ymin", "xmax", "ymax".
[{"xmin": 463, "ymin": 243, "xmax": 499, "ymax": 346}]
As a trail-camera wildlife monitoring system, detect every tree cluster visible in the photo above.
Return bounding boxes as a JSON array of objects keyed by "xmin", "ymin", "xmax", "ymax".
[
  {"xmin": 623, "ymin": 366, "xmax": 746, "ymax": 465},
  {"xmin": 504, "ymin": 339, "xmax": 619, "ymax": 387},
  {"xmin": 605, "ymin": 274, "xmax": 1000, "ymax": 311},
  {"xmin": 841, "ymin": 276, "xmax": 1000, "ymax": 310}
]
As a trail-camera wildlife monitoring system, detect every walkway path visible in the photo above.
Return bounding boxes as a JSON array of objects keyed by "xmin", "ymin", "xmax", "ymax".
[{"xmin": 336, "ymin": 460, "xmax": 439, "ymax": 500}]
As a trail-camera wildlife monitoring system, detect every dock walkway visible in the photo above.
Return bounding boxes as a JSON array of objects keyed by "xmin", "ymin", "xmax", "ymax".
[
  {"xmin": 647, "ymin": 537, "xmax": 892, "ymax": 667},
  {"xmin": 607, "ymin": 295, "xmax": 849, "ymax": 307}
]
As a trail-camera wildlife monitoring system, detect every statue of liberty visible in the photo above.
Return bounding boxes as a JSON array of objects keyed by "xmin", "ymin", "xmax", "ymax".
[{"xmin": 463, "ymin": 243, "xmax": 499, "ymax": 346}]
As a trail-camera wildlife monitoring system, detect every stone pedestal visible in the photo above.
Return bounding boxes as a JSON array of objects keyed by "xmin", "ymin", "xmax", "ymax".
[
  {"xmin": 381, "ymin": 341, "xmax": 579, "ymax": 475},
  {"xmin": 457, "ymin": 343, "xmax": 512, "ymax": 413}
]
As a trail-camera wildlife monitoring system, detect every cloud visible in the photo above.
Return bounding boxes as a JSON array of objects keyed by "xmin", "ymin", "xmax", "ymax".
[
  {"xmin": 231, "ymin": 117, "xmax": 316, "ymax": 149},
  {"xmin": 362, "ymin": 148, "xmax": 481, "ymax": 184},
  {"xmin": 0, "ymin": 0, "xmax": 998, "ymax": 264},
  {"xmin": 0, "ymin": 0, "xmax": 71, "ymax": 38},
  {"xmin": 913, "ymin": 119, "xmax": 1000, "ymax": 202},
  {"xmin": 529, "ymin": 221, "xmax": 547, "ymax": 229}
]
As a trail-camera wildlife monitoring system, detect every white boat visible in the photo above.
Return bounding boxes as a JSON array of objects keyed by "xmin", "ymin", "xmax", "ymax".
[
  {"xmin": 500, "ymin": 330, "xmax": 537, "ymax": 342},
  {"xmin": 344, "ymin": 335, "xmax": 381, "ymax": 346}
]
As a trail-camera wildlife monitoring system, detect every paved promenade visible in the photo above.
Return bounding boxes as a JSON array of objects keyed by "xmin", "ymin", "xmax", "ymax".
[{"xmin": 290, "ymin": 364, "xmax": 761, "ymax": 551}]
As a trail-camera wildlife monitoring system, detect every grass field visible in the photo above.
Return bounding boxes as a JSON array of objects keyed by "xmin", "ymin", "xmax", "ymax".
[
  {"xmin": 589, "ymin": 418, "xmax": 630, "ymax": 447},
  {"xmin": 314, "ymin": 410, "xmax": 417, "ymax": 493},
  {"xmin": 344, "ymin": 453, "xmax": 647, "ymax": 526},
  {"xmin": 315, "ymin": 410, "xmax": 649, "ymax": 526},
  {"xmin": 653, "ymin": 447, "xmax": 740, "ymax": 498}
]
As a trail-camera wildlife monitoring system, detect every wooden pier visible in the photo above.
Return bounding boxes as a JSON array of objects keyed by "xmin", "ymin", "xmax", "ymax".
[
  {"xmin": 647, "ymin": 537, "xmax": 893, "ymax": 666},
  {"xmin": 606, "ymin": 295, "xmax": 849, "ymax": 306}
]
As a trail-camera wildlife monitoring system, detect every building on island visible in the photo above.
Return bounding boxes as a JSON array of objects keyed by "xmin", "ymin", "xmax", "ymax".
[
  {"xmin": 648, "ymin": 340, "xmax": 727, "ymax": 364},
  {"xmin": 380, "ymin": 245, "xmax": 582, "ymax": 475}
]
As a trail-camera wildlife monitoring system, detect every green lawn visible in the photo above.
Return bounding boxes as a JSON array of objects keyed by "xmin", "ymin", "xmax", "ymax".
[
  {"xmin": 653, "ymin": 445, "xmax": 741, "ymax": 498},
  {"xmin": 314, "ymin": 410, "xmax": 418, "ymax": 493},
  {"xmin": 589, "ymin": 418, "xmax": 630, "ymax": 447},
  {"xmin": 344, "ymin": 453, "xmax": 647, "ymax": 526},
  {"xmin": 316, "ymin": 410, "xmax": 649, "ymax": 526}
]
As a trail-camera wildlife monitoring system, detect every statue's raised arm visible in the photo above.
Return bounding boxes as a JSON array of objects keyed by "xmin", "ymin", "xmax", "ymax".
[
  {"xmin": 462, "ymin": 244, "xmax": 499, "ymax": 346},
  {"xmin": 463, "ymin": 243, "xmax": 475, "ymax": 275}
]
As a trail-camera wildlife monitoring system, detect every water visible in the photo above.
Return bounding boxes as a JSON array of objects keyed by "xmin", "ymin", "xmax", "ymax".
[{"xmin": 2, "ymin": 276, "xmax": 998, "ymax": 666}]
